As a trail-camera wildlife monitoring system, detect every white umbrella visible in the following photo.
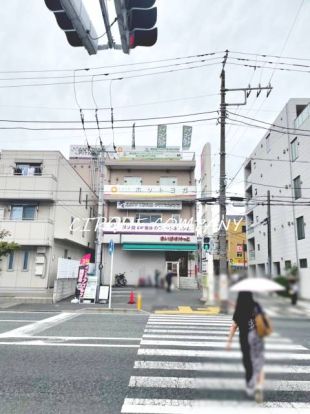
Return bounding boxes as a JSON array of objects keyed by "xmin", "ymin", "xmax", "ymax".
[{"xmin": 230, "ymin": 277, "xmax": 285, "ymax": 292}]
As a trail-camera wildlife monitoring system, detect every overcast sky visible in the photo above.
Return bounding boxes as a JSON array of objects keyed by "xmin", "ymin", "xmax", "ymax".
[{"xmin": 0, "ymin": 0, "xmax": 309, "ymax": 211}]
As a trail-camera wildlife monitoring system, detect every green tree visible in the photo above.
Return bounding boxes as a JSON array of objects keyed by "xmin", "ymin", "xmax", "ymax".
[{"xmin": 0, "ymin": 229, "xmax": 19, "ymax": 261}]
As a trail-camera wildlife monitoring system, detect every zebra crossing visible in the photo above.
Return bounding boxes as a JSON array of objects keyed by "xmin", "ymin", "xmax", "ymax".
[{"xmin": 121, "ymin": 314, "xmax": 310, "ymax": 413}]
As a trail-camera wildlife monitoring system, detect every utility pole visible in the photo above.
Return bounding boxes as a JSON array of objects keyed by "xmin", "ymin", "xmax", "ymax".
[
  {"xmin": 218, "ymin": 51, "xmax": 228, "ymax": 278},
  {"xmin": 267, "ymin": 190, "xmax": 272, "ymax": 277},
  {"xmin": 95, "ymin": 148, "xmax": 105, "ymax": 299},
  {"xmin": 216, "ymin": 51, "xmax": 272, "ymax": 305}
]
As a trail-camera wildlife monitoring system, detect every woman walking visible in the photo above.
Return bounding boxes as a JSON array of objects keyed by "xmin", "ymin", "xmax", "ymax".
[{"xmin": 226, "ymin": 291, "xmax": 265, "ymax": 403}]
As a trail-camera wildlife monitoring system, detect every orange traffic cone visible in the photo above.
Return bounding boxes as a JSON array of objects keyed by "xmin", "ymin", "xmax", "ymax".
[{"xmin": 128, "ymin": 291, "xmax": 136, "ymax": 304}]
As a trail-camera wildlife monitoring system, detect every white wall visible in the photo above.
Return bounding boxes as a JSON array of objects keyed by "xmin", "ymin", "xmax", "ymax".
[
  {"xmin": 103, "ymin": 246, "xmax": 165, "ymax": 285},
  {"xmin": 245, "ymin": 99, "xmax": 310, "ymax": 299}
]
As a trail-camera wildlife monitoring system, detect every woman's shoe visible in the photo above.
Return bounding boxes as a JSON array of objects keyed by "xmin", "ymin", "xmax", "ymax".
[
  {"xmin": 245, "ymin": 386, "xmax": 254, "ymax": 397},
  {"xmin": 255, "ymin": 386, "xmax": 264, "ymax": 403}
]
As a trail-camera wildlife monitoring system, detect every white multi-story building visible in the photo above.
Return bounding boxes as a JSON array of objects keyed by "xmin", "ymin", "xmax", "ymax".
[
  {"xmin": 0, "ymin": 150, "xmax": 97, "ymax": 295},
  {"xmin": 244, "ymin": 98, "xmax": 310, "ymax": 299}
]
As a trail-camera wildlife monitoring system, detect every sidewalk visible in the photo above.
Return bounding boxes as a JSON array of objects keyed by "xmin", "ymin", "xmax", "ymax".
[{"xmin": 0, "ymin": 287, "xmax": 212, "ymax": 313}]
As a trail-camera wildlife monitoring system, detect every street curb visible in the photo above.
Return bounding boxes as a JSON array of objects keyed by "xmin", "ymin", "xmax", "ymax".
[{"xmin": 81, "ymin": 307, "xmax": 150, "ymax": 314}]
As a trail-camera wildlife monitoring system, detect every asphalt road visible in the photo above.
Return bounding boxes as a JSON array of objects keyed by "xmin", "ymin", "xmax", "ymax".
[
  {"xmin": 0, "ymin": 311, "xmax": 148, "ymax": 414},
  {"xmin": 0, "ymin": 291, "xmax": 309, "ymax": 413}
]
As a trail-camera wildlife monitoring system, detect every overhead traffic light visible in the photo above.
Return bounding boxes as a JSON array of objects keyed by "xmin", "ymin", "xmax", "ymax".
[
  {"xmin": 114, "ymin": 0, "xmax": 158, "ymax": 54},
  {"xmin": 44, "ymin": 0, "xmax": 98, "ymax": 55}
]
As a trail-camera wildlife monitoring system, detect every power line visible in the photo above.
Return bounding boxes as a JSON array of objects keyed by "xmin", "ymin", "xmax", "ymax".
[
  {"xmin": 0, "ymin": 61, "xmax": 223, "ymax": 89},
  {"xmin": 0, "ymin": 109, "xmax": 219, "ymax": 124}
]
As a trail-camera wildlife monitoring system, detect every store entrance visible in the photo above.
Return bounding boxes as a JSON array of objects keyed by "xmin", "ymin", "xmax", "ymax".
[
  {"xmin": 165, "ymin": 261, "xmax": 180, "ymax": 289},
  {"xmin": 165, "ymin": 251, "xmax": 188, "ymax": 277}
]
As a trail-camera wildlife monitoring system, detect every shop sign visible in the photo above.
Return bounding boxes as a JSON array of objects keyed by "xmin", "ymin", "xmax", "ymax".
[
  {"xmin": 105, "ymin": 185, "xmax": 196, "ymax": 197},
  {"xmin": 160, "ymin": 236, "xmax": 191, "ymax": 242},
  {"xmin": 103, "ymin": 221, "xmax": 195, "ymax": 234},
  {"xmin": 117, "ymin": 201, "xmax": 182, "ymax": 210}
]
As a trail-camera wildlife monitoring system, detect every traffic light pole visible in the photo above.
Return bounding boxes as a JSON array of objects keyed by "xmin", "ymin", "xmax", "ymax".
[{"xmin": 95, "ymin": 148, "xmax": 105, "ymax": 301}]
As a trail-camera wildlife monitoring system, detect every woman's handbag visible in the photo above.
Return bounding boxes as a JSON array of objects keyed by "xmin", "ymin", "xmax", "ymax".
[{"xmin": 255, "ymin": 306, "xmax": 273, "ymax": 337}]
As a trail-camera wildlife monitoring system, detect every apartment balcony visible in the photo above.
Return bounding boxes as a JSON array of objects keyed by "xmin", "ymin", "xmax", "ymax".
[
  {"xmin": 104, "ymin": 185, "xmax": 196, "ymax": 201},
  {"xmin": 247, "ymin": 225, "xmax": 254, "ymax": 235},
  {"xmin": 0, "ymin": 174, "xmax": 57, "ymax": 200},
  {"xmin": 0, "ymin": 219, "xmax": 54, "ymax": 246}
]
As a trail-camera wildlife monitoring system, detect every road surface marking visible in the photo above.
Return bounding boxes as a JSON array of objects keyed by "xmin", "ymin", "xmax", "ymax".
[
  {"xmin": 15, "ymin": 335, "xmax": 141, "ymax": 341},
  {"xmin": 0, "ymin": 319, "xmax": 41, "ymax": 323},
  {"xmin": 129, "ymin": 376, "xmax": 310, "ymax": 391},
  {"xmin": 0, "ymin": 340, "xmax": 139, "ymax": 348},
  {"xmin": 121, "ymin": 398, "xmax": 310, "ymax": 414},
  {"xmin": 0, "ymin": 312, "xmax": 78, "ymax": 338},
  {"xmin": 138, "ymin": 348, "xmax": 310, "ymax": 360},
  {"xmin": 146, "ymin": 321, "xmax": 232, "ymax": 326},
  {"xmin": 155, "ymin": 306, "xmax": 220, "ymax": 315},
  {"xmin": 140, "ymin": 339, "xmax": 306, "ymax": 351},
  {"xmin": 133, "ymin": 360, "xmax": 310, "ymax": 374},
  {"xmin": 142, "ymin": 334, "xmax": 292, "ymax": 342}
]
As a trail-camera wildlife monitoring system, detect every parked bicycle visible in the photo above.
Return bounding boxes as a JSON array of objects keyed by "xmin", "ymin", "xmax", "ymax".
[{"xmin": 114, "ymin": 272, "xmax": 127, "ymax": 287}]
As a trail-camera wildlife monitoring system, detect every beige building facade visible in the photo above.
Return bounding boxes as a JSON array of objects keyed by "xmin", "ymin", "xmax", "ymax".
[
  {"xmin": 0, "ymin": 150, "xmax": 97, "ymax": 293},
  {"xmin": 102, "ymin": 146, "xmax": 197, "ymax": 286}
]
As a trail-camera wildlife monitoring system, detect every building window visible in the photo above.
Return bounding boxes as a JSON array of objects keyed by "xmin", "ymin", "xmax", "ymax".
[
  {"xmin": 299, "ymin": 258, "xmax": 308, "ymax": 268},
  {"xmin": 10, "ymin": 205, "xmax": 36, "ymax": 220},
  {"xmin": 285, "ymin": 260, "xmax": 291, "ymax": 270},
  {"xmin": 291, "ymin": 137, "xmax": 298, "ymax": 161},
  {"xmin": 160, "ymin": 177, "xmax": 177, "ymax": 186},
  {"xmin": 242, "ymin": 225, "xmax": 246, "ymax": 233},
  {"xmin": 266, "ymin": 133, "xmax": 271, "ymax": 153},
  {"xmin": 79, "ymin": 188, "xmax": 82, "ymax": 204},
  {"xmin": 296, "ymin": 216, "xmax": 305, "ymax": 240},
  {"xmin": 70, "ymin": 216, "xmax": 74, "ymax": 235},
  {"xmin": 124, "ymin": 176, "xmax": 142, "ymax": 185},
  {"xmin": 171, "ymin": 214, "xmax": 180, "ymax": 223},
  {"xmin": 64, "ymin": 249, "xmax": 68, "ymax": 259},
  {"xmin": 7, "ymin": 252, "xmax": 14, "ymax": 270},
  {"xmin": 135, "ymin": 213, "xmax": 161, "ymax": 223},
  {"xmin": 293, "ymin": 175, "xmax": 301, "ymax": 199},
  {"xmin": 14, "ymin": 163, "xmax": 42, "ymax": 176},
  {"xmin": 257, "ymin": 243, "xmax": 260, "ymax": 251},
  {"xmin": 22, "ymin": 251, "xmax": 29, "ymax": 271},
  {"xmin": 85, "ymin": 194, "xmax": 88, "ymax": 209}
]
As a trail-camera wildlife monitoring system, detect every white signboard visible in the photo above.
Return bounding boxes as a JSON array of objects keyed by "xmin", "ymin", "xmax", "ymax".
[
  {"xmin": 105, "ymin": 185, "xmax": 196, "ymax": 197},
  {"xmin": 57, "ymin": 258, "xmax": 80, "ymax": 279},
  {"xmin": 122, "ymin": 234, "xmax": 197, "ymax": 243},
  {"xmin": 116, "ymin": 201, "xmax": 182, "ymax": 210},
  {"xmin": 102, "ymin": 221, "xmax": 195, "ymax": 234},
  {"xmin": 83, "ymin": 275, "xmax": 97, "ymax": 300}
]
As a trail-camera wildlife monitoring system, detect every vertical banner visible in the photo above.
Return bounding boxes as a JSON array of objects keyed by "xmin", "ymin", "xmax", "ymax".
[
  {"xmin": 75, "ymin": 253, "xmax": 91, "ymax": 300},
  {"xmin": 157, "ymin": 124, "xmax": 167, "ymax": 148},
  {"xmin": 182, "ymin": 125, "xmax": 192, "ymax": 149}
]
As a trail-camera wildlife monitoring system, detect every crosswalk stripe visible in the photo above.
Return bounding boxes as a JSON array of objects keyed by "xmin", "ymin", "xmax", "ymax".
[
  {"xmin": 133, "ymin": 360, "xmax": 310, "ymax": 374},
  {"xmin": 146, "ymin": 322, "xmax": 232, "ymax": 326},
  {"xmin": 149, "ymin": 316, "xmax": 232, "ymax": 321},
  {"xmin": 144, "ymin": 328, "xmax": 233, "ymax": 334},
  {"xmin": 144, "ymin": 328, "xmax": 281, "ymax": 335},
  {"xmin": 129, "ymin": 376, "xmax": 310, "ymax": 391},
  {"xmin": 121, "ymin": 399, "xmax": 310, "ymax": 414},
  {"xmin": 138, "ymin": 348, "xmax": 310, "ymax": 360},
  {"xmin": 142, "ymin": 334, "xmax": 292, "ymax": 343},
  {"xmin": 149, "ymin": 317, "xmax": 232, "ymax": 322},
  {"xmin": 140, "ymin": 339, "xmax": 306, "ymax": 351}
]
